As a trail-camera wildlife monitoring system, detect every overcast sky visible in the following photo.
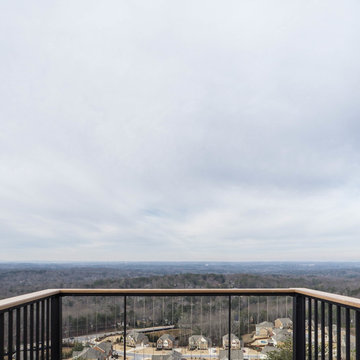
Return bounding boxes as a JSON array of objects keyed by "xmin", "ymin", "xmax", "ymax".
[{"xmin": 1, "ymin": 1, "xmax": 360, "ymax": 262}]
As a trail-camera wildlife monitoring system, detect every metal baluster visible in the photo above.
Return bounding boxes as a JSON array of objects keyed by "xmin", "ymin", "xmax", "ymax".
[
  {"xmin": 40, "ymin": 300, "xmax": 46, "ymax": 360},
  {"xmin": 124, "ymin": 296, "xmax": 127, "ymax": 360},
  {"xmin": 336, "ymin": 306, "xmax": 341, "ymax": 360},
  {"xmin": 321, "ymin": 302, "xmax": 325, "ymax": 359},
  {"xmin": 8, "ymin": 310, "xmax": 13, "ymax": 360},
  {"xmin": 36, "ymin": 302, "xmax": 39, "ymax": 360},
  {"xmin": 328, "ymin": 304, "xmax": 333, "ymax": 360},
  {"xmin": 0, "ymin": 312, "xmax": 4, "ymax": 360},
  {"xmin": 41, "ymin": 300, "xmax": 45, "ymax": 360},
  {"xmin": 356, "ymin": 311, "xmax": 360, "ymax": 360},
  {"xmin": 16, "ymin": 308, "xmax": 20, "ymax": 360},
  {"xmin": 30, "ymin": 304, "xmax": 34, "ymax": 360},
  {"xmin": 228, "ymin": 296, "xmax": 231, "ymax": 360},
  {"xmin": 238, "ymin": 297, "xmax": 240, "ymax": 339},
  {"xmin": 23, "ymin": 306, "xmax": 27, "ymax": 360},
  {"xmin": 247, "ymin": 297, "xmax": 249, "ymax": 334},
  {"xmin": 209, "ymin": 297, "xmax": 212, "ymax": 341},
  {"xmin": 308, "ymin": 298, "xmax": 312, "ymax": 360},
  {"xmin": 46, "ymin": 299, "xmax": 50, "ymax": 360},
  {"xmin": 314, "ymin": 300, "xmax": 318, "ymax": 360},
  {"xmin": 346, "ymin": 308, "xmax": 350, "ymax": 360}
]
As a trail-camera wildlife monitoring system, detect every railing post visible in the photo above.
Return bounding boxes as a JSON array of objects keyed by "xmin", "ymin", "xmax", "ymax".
[
  {"xmin": 51, "ymin": 296, "xmax": 62, "ymax": 360},
  {"xmin": 293, "ymin": 295, "xmax": 305, "ymax": 360}
]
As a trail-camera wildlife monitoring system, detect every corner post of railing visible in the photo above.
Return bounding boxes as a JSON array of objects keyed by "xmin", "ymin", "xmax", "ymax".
[
  {"xmin": 293, "ymin": 293, "xmax": 306, "ymax": 360},
  {"xmin": 51, "ymin": 295, "xmax": 62, "ymax": 360}
]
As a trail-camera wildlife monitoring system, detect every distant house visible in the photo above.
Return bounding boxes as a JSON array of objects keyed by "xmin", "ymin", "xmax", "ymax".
[
  {"xmin": 222, "ymin": 334, "xmax": 241, "ymax": 350},
  {"xmin": 271, "ymin": 329, "xmax": 291, "ymax": 346},
  {"xmin": 241, "ymin": 333, "xmax": 255, "ymax": 348},
  {"xmin": 157, "ymin": 334, "xmax": 176, "ymax": 350},
  {"xmin": 152, "ymin": 350, "xmax": 182, "ymax": 360},
  {"xmin": 274, "ymin": 318, "xmax": 293, "ymax": 329},
  {"xmin": 249, "ymin": 338, "xmax": 271, "ymax": 348},
  {"xmin": 188, "ymin": 335, "xmax": 212, "ymax": 350},
  {"xmin": 73, "ymin": 342, "xmax": 113, "ymax": 360},
  {"xmin": 126, "ymin": 331, "xmax": 149, "ymax": 347},
  {"xmin": 76, "ymin": 347, "xmax": 106, "ymax": 360},
  {"xmin": 255, "ymin": 321, "xmax": 274, "ymax": 336},
  {"xmin": 218, "ymin": 349, "xmax": 244, "ymax": 360},
  {"xmin": 94, "ymin": 341, "xmax": 113, "ymax": 358}
]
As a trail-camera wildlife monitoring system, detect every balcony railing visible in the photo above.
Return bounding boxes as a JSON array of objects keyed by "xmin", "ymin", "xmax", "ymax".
[{"xmin": 1, "ymin": 288, "xmax": 360, "ymax": 360}]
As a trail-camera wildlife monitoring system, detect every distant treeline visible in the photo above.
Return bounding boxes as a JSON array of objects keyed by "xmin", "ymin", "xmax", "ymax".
[
  {"xmin": 2, "ymin": 263, "xmax": 360, "ymax": 341},
  {"xmin": 2, "ymin": 263, "xmax": 360, "ymax": 299}
]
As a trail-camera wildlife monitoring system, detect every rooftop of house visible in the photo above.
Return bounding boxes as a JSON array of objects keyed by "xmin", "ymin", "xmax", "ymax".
[
  {"xmin": 127, "ymin": 330, "xmax": 148, "ymax": 341},
  {"xmin": 74, "ymin": 347, "xmax": 106, "ymax": 360},
  {"xmin": 256, "ymin": 321, "xmax": 274, "ymax": 328},
  {"xmin": 152, "ymin": 350, "xmax": 182, "ymax": 360},
  {"xmin": 223, "ymin": 333, "xmax": 240, "ymax": 340},
  {"xmin": 158, "ymin": 334, "xmax": 176, "ymax": 341},
  {"xmin": 95, "ymin": 341, "xmax": 112, "ymax": 353},
  {"xmin": 189, "ymin": 335, "xmax": 211, "ymax": 342},
  {"xmin": 218, "ymin": 349, "xmax": 244, "ymax": 360}
]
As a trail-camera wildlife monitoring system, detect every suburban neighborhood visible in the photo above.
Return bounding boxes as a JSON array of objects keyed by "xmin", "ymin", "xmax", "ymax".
[{"xmin": 69, "ymin": 317, "xmax": 294, "ymax": 360}]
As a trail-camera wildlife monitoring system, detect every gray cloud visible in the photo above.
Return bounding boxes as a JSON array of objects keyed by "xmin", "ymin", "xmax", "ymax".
[{"xmin": 1, "ymin": 0, "xmax": 360, "ymax": 261}]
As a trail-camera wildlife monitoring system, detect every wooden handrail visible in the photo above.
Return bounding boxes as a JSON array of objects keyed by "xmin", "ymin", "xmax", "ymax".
[
  {"xmin": 59, "ymin": 288, "xmax": 296, "ymax": 295},
  {"xmin": 1, "ymin": 288, "xmax": 360, "ymax": 311},
  {"xmin": 292, "ymin": 288, "xmax": 360, "ymax": 308},
  {"xmin": 0, "ymin": 289, "xmax": 60, "ymax": 311}
]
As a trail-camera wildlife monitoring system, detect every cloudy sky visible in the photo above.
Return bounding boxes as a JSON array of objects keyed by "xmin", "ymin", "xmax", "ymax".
[{"xmin": 1, "ymin": 1, "xmax": 360, "ymax": 262}]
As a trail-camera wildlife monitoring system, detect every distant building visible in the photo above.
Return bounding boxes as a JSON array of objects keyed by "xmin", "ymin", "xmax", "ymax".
[
  {"xmin": 157, "ymin": 334, "xmax": 176, "ymax": 350},
  {"xmin": 73, "ymin": 342, "xmax": 113, "ymax": 360},
  {"xmin": 126, "ymin": 331, "xmax": 149, "ymax": 347},
  {"xmin": 218, "ymin": 349, "xmax": 244, "ymax": 360},
  {"xmin": 152, "ymin": 350, "xmax": 182, "ymax": 360},
  {"xmin": 222, "ymin": 334, "xmax": 241, "ymax": 350},
  {"xmin": 271, "ymin": 329, "xmax": 291, "ymax": 346},
  {"xmin": 249, "ymin": 338, "xmax": 271, "ymax": 348},
  {"xmin": 255, "ymin": 321, "xmax": 274, "ymax": 336},
  {"xmin": 274, "ymin": 318, "xmax": 293, "ymax": 329},
  {"xmin": 188, "ymin": 335, "xmax": 212, "ymax": 350},
  {"xmin": 93, "ymin": 341, "xmax": 113, "ymax": 357},
  {"xmin": 76, "ymin": 347, "xmax": 106, "ymax": 360}
]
